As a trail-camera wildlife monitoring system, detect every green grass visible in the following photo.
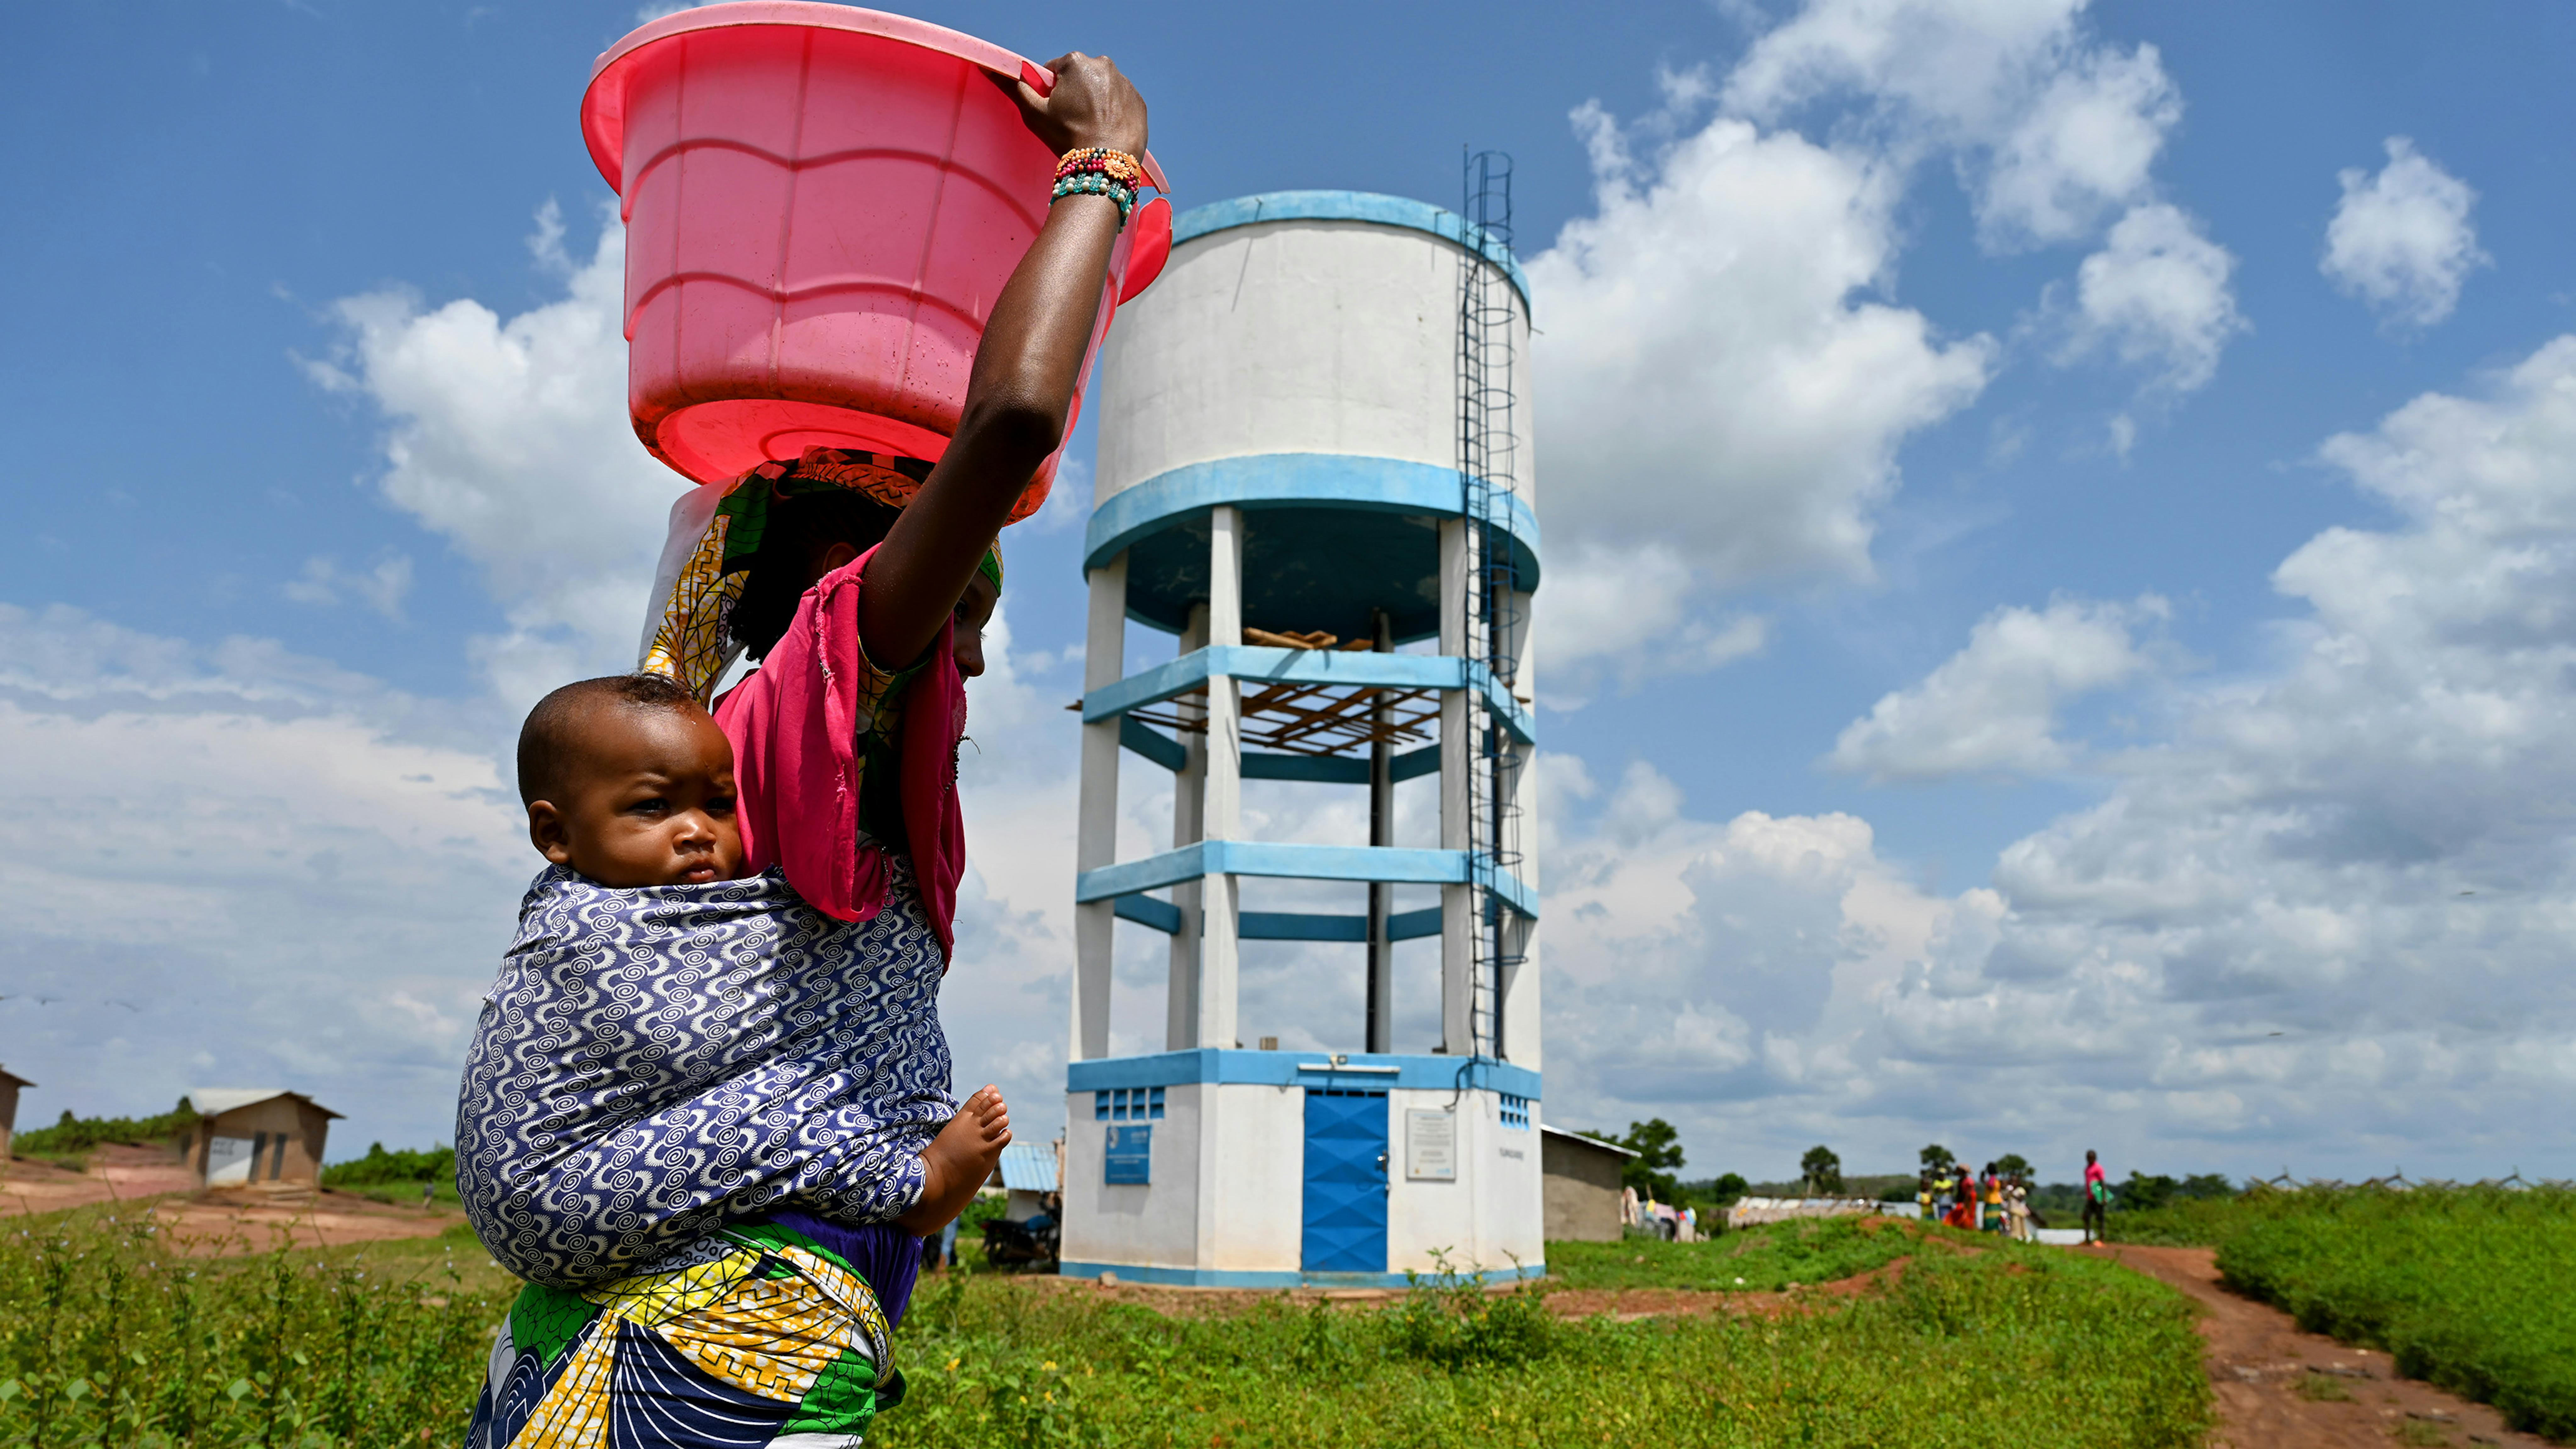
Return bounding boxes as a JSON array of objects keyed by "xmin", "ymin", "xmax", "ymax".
[
  {"xmin": 0, "ymin": 1202, "xmax": 2210, "ymax": 1448},
  {"xmin": 2101, "ymin": 1195, "xmax": 2258, "ymax": 1248},
  {"xmin": 877, "ymin": 1243, "xmax": 2210, "ymax": 1447},
  {"xmin": 1544, "ymin": 1214, "xmax": 1932, "ymax": 1291},
  {"xmin": 336, "ymin": 1178, "xmax": 465, "ymax": 1210},
  {"xmin": 2107, "ymin": 1185, "xmax": 2576, "ymax": 1439},
  {"xmin": 0, "ymin": 1206, "xmax": 512, "ymax": 1447},
  {"xmin": 2204, "ymin": 1186, "xmax": 2576, "ymax": 1441}
]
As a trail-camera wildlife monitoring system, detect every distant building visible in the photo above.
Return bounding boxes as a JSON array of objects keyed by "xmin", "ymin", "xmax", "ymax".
[
  {"xmin": 0, "ymin": 1066, "xmax": 30, "ymax": 1172},
  {"xmin": 1540, "ymin": 1125, "xmax": 1636, "ymax": 1242},
  {"xmin": 992, "ymin": 1140, "xmax": 1062, "ymax": 1224},
  {"xmin": 187, "ymin": 1090, "xmax": 343, "ymax": 1188},
  {"xmin": 1726, "ymin": 1196, "xmax": 1882, "ymax": 1230}
]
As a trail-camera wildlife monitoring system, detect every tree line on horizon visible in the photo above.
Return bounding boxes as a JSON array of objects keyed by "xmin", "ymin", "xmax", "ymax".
[{"xmin": 1581, "ymin": 1119, "xmax": 2243, "ymax": 1215}]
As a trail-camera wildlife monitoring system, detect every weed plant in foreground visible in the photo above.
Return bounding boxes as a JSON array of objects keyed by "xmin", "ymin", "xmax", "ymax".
[
  {"xmin": 1545, "ymin": 1214, "xmax": 1923, "ymax": 1291},
  {"xmin": 2199, "ymin": 1186, "xmax": 2576, "ymax": 1440},
  {"xmin": 878, "ymin": 1242, "xmax": 2209, "ymax": 1448},
  {"xmin": 0, "ymin": 1207, "xmax": 510, "ymax": 1447}
]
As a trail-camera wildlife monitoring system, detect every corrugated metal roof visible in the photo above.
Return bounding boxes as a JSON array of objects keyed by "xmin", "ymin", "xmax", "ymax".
[
  {"xmin": 997, "ymin": 1142, "xmax": 1058, "ymax": 1192},
  {"xmin": 188, "ymin": 1089, "xmax": 344, "ymax": 1120},
  {"xmin": 1539, "ymin": 1123, "xmax": 1639, "ymax": 1158}
]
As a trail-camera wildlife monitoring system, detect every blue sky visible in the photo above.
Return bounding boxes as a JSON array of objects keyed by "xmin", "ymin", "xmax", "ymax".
[{"xmin": 6, "ymin": 0, "xmax": 2575, "ymax": 1187}]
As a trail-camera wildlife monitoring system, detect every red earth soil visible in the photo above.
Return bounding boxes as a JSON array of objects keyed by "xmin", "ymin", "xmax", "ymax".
[
  {"xmin": 4, "ymin": 1147, "xmax": 465, "ymax": 1254},
  {"xmin": 2079, "ymin": 1242, "xmax": 2550, "ymax": 1449}
]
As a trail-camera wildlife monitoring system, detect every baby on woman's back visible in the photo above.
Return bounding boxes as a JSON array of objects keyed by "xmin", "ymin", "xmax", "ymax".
[{"xmin": 453, "ymin": 672, "xmax": 1008, "ymax": 1288}]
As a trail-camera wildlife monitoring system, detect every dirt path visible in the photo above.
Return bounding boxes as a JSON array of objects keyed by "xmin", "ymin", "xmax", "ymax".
[
  {"xmin": 143, "ymin": 1191, "xmax": 467, "ymax": 1255},
  {"xmin": 6, "ymin": 1149, "xmax": 467, "ymax": 1254},
  {"xmin": 2079, "ymin": 1244, "xmax": 2549, "ymax": 1449},
  {"xmin": 3, "ymin": 1145, "xmax": 199, "ymax": 1212}
]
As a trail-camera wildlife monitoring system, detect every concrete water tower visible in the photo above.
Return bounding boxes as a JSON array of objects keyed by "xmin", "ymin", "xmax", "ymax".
[{"xmin": 1062, "ymin": 172, "xmax": 1546, "ymax": 1285}]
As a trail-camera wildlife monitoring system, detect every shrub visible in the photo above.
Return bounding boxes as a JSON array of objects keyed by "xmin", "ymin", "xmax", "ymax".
[
  {"xmin": 14, "ymin": 1100, "xmax": 198, "ymax": 1169},
  {"xmin": 1388, "ymin": 1256, "xmax": 1554, "ymax": 1368},
  {"xmin": 319, "ymin": 1142, "xmax": 456, "ymax": 1189}
]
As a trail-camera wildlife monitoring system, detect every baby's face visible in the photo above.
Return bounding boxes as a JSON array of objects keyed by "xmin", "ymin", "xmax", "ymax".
[{"xmin": 526, "ymin": 704, "xmax": 745, "ymax": 888}]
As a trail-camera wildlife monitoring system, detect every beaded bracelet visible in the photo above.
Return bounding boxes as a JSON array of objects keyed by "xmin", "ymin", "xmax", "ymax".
[
  {"xmin": 1051, "ymin": 170, "xmax": 1137, "ymax": 226},
  {"xmin": 1055, "ymin": 147, "xmax": 1145, "ymax": 188}
]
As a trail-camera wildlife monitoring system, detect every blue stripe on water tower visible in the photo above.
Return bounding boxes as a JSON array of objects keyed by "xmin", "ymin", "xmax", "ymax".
[
  {"xmin": 1066, "ymin": 1047, "xmax": 1542, "ymax": 1099},
  {"xmin": 1083, "ymin": 452, "xmax": 1541, "ymax": 586},
  {"xmin": 1170, "ymin": 191, "xmax": 1535, "ymax": 314}
]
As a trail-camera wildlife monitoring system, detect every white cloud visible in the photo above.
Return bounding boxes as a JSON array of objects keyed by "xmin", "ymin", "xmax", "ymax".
[
  {"xmin": 0, "ymin": 604, "xmax": 528, "ymax": 1148},
  {"xmin": 1523, "ymin": 0, "xmax": 2218, "ymax": 691},
  {"xmin": 1541, "ymin": 337, "xmax": 2576, "ymax": 1181},
  {"xmin": 1978, "ymin": 42, "xmax": 2182, "ymax": 249},
  {"xmin": 2322, "ymin": 137, "xmax": 2489, "ymax": 330},
  {"xmin": 1533, "ymin": 542, "xmax": 1768, "ymax": 707},
  {"xmin": 283, "ymin": 553, "xmax": 414, "ymax": 621},
  {"xmin": 305, "ymin": 203, "xmax": 676, "ymax": 708},
  {"xmin": 1722, "ymin": 0, "xmax": 2181, "ymax": 250},
  {"xmin": 2060, "ymin": 203, "xmax": 2244, "ymax": 395},
  {"xmin": 1528, "ymin": 102, "xmax": 1994, "ymax": 642},
  {"xmin": 1538, "ymin": 757, "xmax": 1953, "ymax": 1145},
  {"xmin": 1827, "ymin": 594, "xmax": 2165, "ymax": 781}
]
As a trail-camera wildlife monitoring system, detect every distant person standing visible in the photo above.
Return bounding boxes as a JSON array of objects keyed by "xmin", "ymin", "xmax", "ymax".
[
  {"xmin": 1917, "ymin": 1173, "xmax": 1934, "ymax": 1223},
  {"xmin": 2082, "ymin": 1149, "xmax": 2109, "ymax": 1244},
  {"xmin": 2007, "ymin": 1176, "xmax": 2031, "ymax": 1241}
]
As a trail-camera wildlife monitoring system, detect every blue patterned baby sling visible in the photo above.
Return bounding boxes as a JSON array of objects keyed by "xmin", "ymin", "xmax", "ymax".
[{"xmin": 456, "ymin": 863, "xmax": 954, "ymax": 1288}]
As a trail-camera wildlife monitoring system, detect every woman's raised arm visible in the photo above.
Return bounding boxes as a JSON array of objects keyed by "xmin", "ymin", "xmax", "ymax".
[{"xmin": 857, "ymin": 52, "xmax": 1148, "ymax": 669}]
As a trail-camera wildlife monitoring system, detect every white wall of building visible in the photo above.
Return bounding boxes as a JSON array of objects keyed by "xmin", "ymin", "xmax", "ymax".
[
  {"xmin": 1061, "ymin": 1086, "xmax": 1202, "ymax": 1271},
  {"xmin": 1384, "ymin": 1087, "xmax": 1545, "ymax": 1275},
  {"xmin": 1207, "ymin": 1082, "xmax": 1306, "ymax": 1271}
]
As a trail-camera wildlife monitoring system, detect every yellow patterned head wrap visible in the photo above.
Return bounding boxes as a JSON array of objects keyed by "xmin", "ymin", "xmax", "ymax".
[{"xmin": 638, "ymin": 448, "xmax": 931, "ymax": 703}]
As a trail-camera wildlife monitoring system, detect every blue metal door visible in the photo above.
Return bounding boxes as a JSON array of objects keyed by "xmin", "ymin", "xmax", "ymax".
[{"xmin": 1300, "ymin": 1089, "xmax": 1388, "ymax": 1273}]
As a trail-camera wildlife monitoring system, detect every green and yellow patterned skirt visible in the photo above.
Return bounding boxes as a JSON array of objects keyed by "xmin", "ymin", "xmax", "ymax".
[{"xmin": 465, "ymin": 1222, "xmax": 903, "ymax": 1448}]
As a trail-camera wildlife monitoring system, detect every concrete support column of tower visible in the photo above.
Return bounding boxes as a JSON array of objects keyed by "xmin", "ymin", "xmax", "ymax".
[
  {"xmin": 1498, "ymin": 587, "xmax": 1541, "ymax": 1067},
  {"xmin": 1167, "ymin": 602, "xmax": 1210, "ymax": 1049},
  {"xmin": 1201, "ymin": 505, "xmax": 1245, "ymax": 1052},
  {"xmin": 1365, "ymin": 607, "xmax": 1395, "ymax": 1055},
  {"xmin": 1071, "ymin": 551, "xmax": 1128, "ymax": 1063},
  {"xmin": 1437, "ymin": 517, "xmax": 1473, "ymax": 1056}
]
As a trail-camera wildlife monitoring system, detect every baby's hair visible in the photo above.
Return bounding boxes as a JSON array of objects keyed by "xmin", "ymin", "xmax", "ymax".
[{"xmin": 517, "ymin": 672, "xmax": 701, "ymax": 806}]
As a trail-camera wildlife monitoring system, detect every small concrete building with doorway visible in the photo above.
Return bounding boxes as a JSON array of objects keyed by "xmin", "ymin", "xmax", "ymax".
[
  {"xmin": 1540, "ymin": 1124, "xmax": 1636, "ymax": 1242},
  {"xmin": 0, "ymin": 1065, "xmax": 30, "ymax": 1173},
  {"xmin": 188, "ymin": 1089, "xmax": 341, "ymax": 1189}
]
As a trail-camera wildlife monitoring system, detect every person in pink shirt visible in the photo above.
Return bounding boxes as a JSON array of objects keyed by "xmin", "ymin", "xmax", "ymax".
[{"xmin": 2083, "ymin": 1148, "xmax": 2109, "ymax": 1244}]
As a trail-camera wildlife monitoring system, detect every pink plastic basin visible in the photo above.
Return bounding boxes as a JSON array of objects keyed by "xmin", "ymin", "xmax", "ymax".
[{"xmin": 582, "ymin": 3, "xmax": 1172, "ymax": 518}]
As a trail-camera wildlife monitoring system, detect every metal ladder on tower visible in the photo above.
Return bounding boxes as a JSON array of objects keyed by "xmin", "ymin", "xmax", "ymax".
[{"xmin": 1456, "ymin": 149, "xmax": 1524, "ymax": 1063}]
